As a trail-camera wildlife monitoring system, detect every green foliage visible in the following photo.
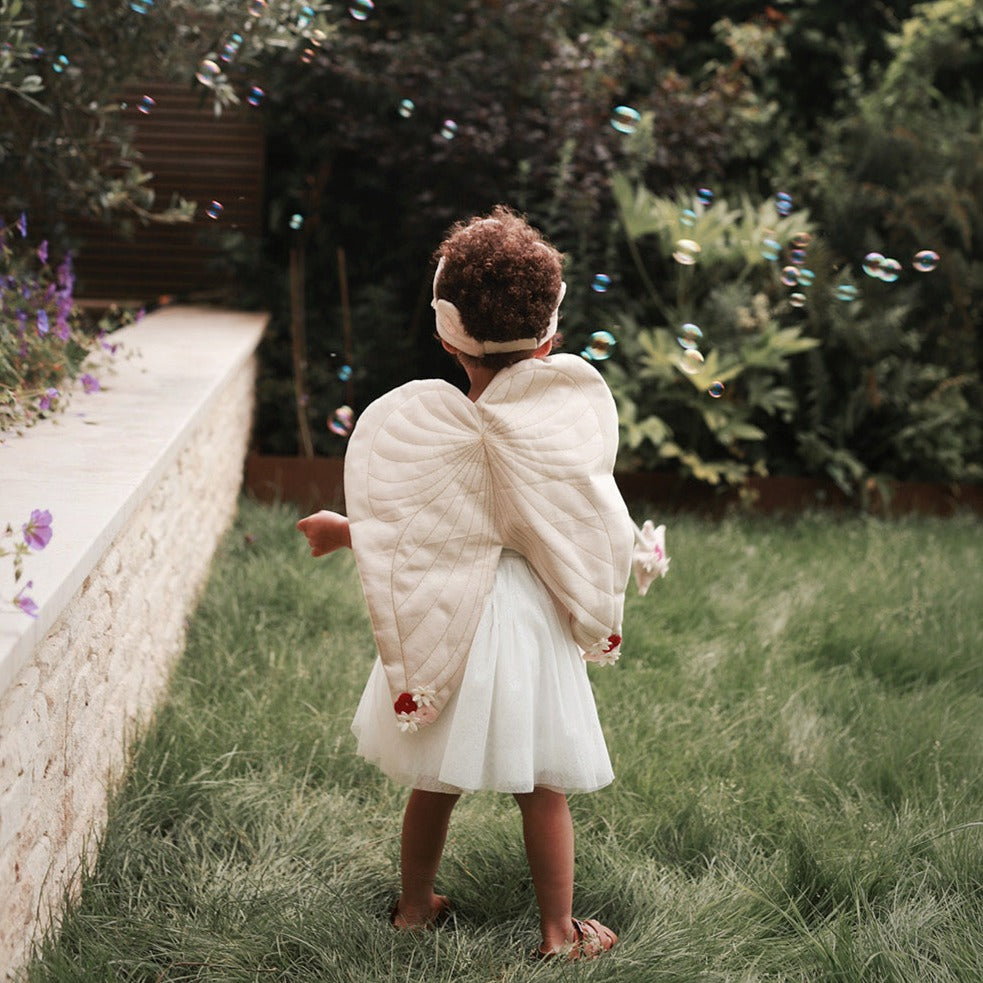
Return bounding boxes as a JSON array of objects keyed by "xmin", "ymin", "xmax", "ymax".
[
  {"xmin": 0, "ymin": 0, "xmax": 340, "ymax": 227},
  {"xmin": 607, "ymin": 171, "xmax": 982, "ymax": 492},
  {"xmin": 241, "ymin": 0, "xmax": 756, "ymax": 454},
  {"xmin": 788, "ymin": 0, "xmax": 983, "ymax": 491},
  {"xmin": 605, "ymin": 175, "xmax": 819, "ymax": 486},
  {"xmin": 0, "ymin": 214, "xmax": 132, "ymax": 434}
]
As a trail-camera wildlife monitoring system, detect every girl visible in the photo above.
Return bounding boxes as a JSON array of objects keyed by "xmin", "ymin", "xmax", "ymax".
[{"xmin": 298, "ymin": 206, "xmax": 636, "ymax": 961}]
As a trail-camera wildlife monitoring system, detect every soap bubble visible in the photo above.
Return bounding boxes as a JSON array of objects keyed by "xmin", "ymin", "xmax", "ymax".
[
  {"xmin": 796, "ymin": 267, "xmax": 815, "ymax": 287},
  {"xmin": 337, "ymin": 364, "xmax": 353, "ymax": 382},
  {"xmin": 790, "ymin": 231, "xmax": 812, "ymax": 250},
  {"xmin": 129, "ymin": 0, "xmax": 153, "ymax": 12},
  {"xmin": 328, "ymin": 405, "xmax": 355, "ymax": 436},
  {"xmin": 672, "ymin": 238, "xmax": 701, "ymax": 265},
  {"xmin": 52, "ymin": 54, "xmax": 69, "ymax": 73},
  {"xmin": 398, "ymin": 98, "xmax": 415, "ymax": 118},
  {"xmin": 678, "ymin": 349, "xmax": 705, "ymax": 375},
  {"xmin": 247, "ymin": 0, "xmax": 267, "ymax": 15},
  {"xmin": 205, "ymin": 200, "xmax": 224, "ymax": 220},
  {"xmin": 195, "ymin": 57, "xmax": 221, "ymax": 86},
  {"xmin": 310, "ymin": 28, "xmax": 327, "ymax": 45},
  {"xmin": 697, "ymin": 187, "xmax": 714, "ymax": 206},
  {"xmin": 760, "ymin": 237, "xmax": 781, "ymax": 261},
  {"xmin": 679, "ymin": 208, "xmax": 697, "ymax": 228},
  {"xmin": 789, "ymin": 248, "xmax": 807, "ymax": 266},
  {"xmin": 913, "ymin": 249, "xmax": 939, "ymax": 272},
  {"xmin": 440, "ymin": 119, "xmax": 458, "ymax": 140},
  {"xmin": 300, "ymin": 47, "xmax": 316, "ymax": 64},
  {"xmin": 676, "ymin": 322, "xmax": 703, "ymax": 350},
  {"xmin": 862, "ymin": 252, "xmax": 884, "ymax": 278},
  {"xmin": 137, "ymin": 94, "xmax": 156, "ymax": 114},
  {"xmin": 789, "ymin": 292, "xmax": 806, "ymax": 308},
  {"xmin": 591, "ymin": 273, "xmax": 611, "ymax": 293},
  {"xmin": 288, "ymin": 213, "xmax": 304, "ymax": 231},
  {"xmin": 585, "ymin": 330, "xmax": 617, "ymax": 361},
  {"xmin": 349, "ymin": 0, "xmax": 374, "ymax": 20},
  {"xmin": 834, "ymin": 284, "xmax": 859, "ymax": 302},
  {"xmin": 878, "ymin": 258, "xmax": 902, "ymax": 283},
  {"xmin": 247, "ymin": 85, "xmax": 265, "ymax": 107},
  {"xmin": 780, "ymin": 266, "xmax": 798, "ymax": 287},
  {"xmin": 297, "ymin": 4, "xmax": 315, "ymax": 27},
  {"xmin": 775, "ymin": 191, "xmax": 793, "ymax": 216},
  {"xmin": 610, "ymin": 105, "xmax": 640, "ymax": 134},
  {"xmin": 708, "ymin": 381, "xmax": 725, "ymax": 399},
  {"xmin": 70, "ymin": 0, "xmax": 88, "ymax": 7}
]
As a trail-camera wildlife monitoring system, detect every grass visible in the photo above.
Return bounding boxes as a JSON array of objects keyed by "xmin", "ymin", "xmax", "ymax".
[{"xmin": 22, "ymin": 498, "xmax": 983, "ymax": 982}]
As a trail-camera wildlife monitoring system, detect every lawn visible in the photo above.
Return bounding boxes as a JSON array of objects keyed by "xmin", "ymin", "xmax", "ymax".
[{"xmin": 24, "ymin": 498, "xmax": 983, "ymax": 982}]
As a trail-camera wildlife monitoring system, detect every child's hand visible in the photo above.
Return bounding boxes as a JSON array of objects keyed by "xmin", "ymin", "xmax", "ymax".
[{"xmin": 296, "ymin": 510, "xmax": 352, "ymax": 556}]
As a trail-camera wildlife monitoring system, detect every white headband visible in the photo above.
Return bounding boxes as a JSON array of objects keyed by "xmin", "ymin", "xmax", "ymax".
[{"xmin": 431, "ymin": 255, "xmax": 566, "ymax": 357}]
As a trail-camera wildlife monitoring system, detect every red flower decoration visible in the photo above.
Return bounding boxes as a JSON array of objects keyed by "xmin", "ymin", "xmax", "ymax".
[
  {"xmin": 394, "ymin": 692, "xmax": 417, "ymax": 716},
  {"xmin": 603, "ymin": 634, "xmax": 622, "ymax": 653}
]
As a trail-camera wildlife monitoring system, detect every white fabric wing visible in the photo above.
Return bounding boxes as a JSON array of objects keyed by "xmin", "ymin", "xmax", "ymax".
[{"xmin": 345, "ymin": 354, "xmax": 634, "ymax": 727}]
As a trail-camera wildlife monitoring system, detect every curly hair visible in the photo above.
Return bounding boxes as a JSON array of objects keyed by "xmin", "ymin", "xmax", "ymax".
[{"xmin": 433, "ymin": 205, "xmax": 564, "ymax": 369}]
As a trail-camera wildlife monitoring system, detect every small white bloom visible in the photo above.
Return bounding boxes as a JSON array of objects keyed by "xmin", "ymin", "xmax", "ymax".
[
  {"xmin": 411, "ymin": 684, "xmax": 437, "ymax": 708},
  {"xmin": 582, "ymin": 635, "xmax": 621, "ymax": 665},
  {"xmin": 396, "ymin": 712, "xmax": 419, "ymax": 733},
  {"xmin": 632, "ymin": 520, "xmax": 670, "ymax": 596}
]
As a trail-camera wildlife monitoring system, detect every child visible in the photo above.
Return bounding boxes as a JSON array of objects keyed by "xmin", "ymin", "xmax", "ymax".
[{"xmin": 298, "ymin": 206, "xmax": 636, "ymax": 961}]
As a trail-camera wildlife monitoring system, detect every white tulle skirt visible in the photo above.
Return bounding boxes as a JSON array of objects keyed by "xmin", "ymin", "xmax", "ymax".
[{"xmin": 351, "ymin": 550, "xmax": 614, "ymax": 795}]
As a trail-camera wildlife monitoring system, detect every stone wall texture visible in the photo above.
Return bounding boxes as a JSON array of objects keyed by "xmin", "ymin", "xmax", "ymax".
[{"xmin": 0, "ymin": 355, "xmax": 256, "ymax": 976}]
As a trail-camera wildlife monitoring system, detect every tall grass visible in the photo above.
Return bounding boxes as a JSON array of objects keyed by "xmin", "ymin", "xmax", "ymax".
[{"xmin": 23, "ymin": 500, "xmax": 983, "ymax": 982}]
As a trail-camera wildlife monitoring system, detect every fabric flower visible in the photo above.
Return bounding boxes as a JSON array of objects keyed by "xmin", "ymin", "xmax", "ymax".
[
  {"xmin": 22, "ymin": 509, "xmax": 53, "ymax": 551},
  {"xmin": 631, "ymin": 520, "xmax": 670, "ymax": 596},
  {"xmin": 81, "ymin": 373, "xmax": 100, "ymax": 393},
  {"xmin": 38, "ymin": 388, "xmax": 59, "ymax": 412},
  {"xmin": 396, "ymin": 712, "xmax": 420, "ymax": 734},
  {"xmin": 394, "ymin": 692, "xmax": 417, "ymax": 716},
  {"xmin": 36, "ymin": 309, "xmax": 49, "ymax": 337},
  {"xmin": 411, "ymin": 684, "xmax": 437, "ymax": 708},
  {"xmin": 37, "ymin": 240, "xmax": 48, "ymax": 265},
  {"xmin": 13, "ymin": 581, "xmax": 39, "ymax": 618},
  {"xmin": 16, "ymin": 212, "xmax": 27, "ymax": 237},
  {"xmin": 582, "ymin": 633, "xmax": 622, "ymax": 665}
]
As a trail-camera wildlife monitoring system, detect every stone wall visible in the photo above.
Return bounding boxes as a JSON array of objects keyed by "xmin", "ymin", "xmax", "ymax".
[{"xmin": 0, "ymin": 307, "xmax": 265, "ymax": 976}]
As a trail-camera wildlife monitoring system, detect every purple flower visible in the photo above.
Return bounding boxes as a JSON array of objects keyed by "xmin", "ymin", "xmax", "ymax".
[
  {"xmin": 15, "ymin": 212, "xmax": 27, "ymax": 237},
  {"xmin": 56, "ymin": 253, "xmax": 74, "ymax": 291},
  {"xmin": 22, "ymin": 509, "xmax": 53, "ymax": 550},
  {"xmin": 81, "ymin": 373, "xmax": 100, "ymax": 393},
  {"xmin": 37, "ymin": 309, "xmax": 49, "ymax": 336},
  {"xmin": 39, "ymin": 388, "xmax": 59, "ymax": 411},
  {"xmin": 13, "ymin": 582, "xmax": 39, "ymax": 618},
  {"xmin": 37, "ymin": 240, "xmax": 48, "ymax": 264}
]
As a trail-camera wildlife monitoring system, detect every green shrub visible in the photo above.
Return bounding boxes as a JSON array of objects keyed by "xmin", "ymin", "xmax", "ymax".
[{"xmin": 604, "ymin": 175, "xmax": 819, "ymax": 486}]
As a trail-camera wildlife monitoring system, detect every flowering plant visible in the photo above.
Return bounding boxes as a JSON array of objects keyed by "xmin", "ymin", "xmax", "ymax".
[
  {"xmin": 0, "ymin": 213, "xmax": 135, "ymax": 436},
  {"xmin": 1, "ymin": 508, "xmax": 53, "ymax": 617}
]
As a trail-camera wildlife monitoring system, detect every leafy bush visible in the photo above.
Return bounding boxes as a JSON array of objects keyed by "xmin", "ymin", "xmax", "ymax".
[{"xmin": 603, "ymin": 175, "xmax": 819, "ymax": 486}]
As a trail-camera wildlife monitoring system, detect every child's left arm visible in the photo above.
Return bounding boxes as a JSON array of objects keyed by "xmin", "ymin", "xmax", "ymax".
[{"xmin": 297, "ymin": 510, "xmax": 352, "ymax": 556}]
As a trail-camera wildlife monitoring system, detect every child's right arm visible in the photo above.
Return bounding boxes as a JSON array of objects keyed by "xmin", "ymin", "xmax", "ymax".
[{"xmin": 296, "ymin": 510, "xmax": 352, "ymax": 556}]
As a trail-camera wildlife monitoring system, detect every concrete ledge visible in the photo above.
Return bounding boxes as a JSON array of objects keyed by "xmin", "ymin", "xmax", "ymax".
[{"xmin": 0, "ymin": 305, "xmax": 267, "ymax": 975}]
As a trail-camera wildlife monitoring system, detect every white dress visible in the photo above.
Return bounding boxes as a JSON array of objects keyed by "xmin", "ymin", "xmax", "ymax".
[{"xmin": 351, "ymin": 550, "xmax": 615, "ymax": 795}]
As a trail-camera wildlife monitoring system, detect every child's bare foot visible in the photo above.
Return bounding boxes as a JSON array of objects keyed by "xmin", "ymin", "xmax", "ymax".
[
  {"xmin": 389, "ymin": 894, "xmax": 452, "ymax": 930},
  {"xmin": 533, "ymin": 918, "xmax": 617, "ymax": 961}
]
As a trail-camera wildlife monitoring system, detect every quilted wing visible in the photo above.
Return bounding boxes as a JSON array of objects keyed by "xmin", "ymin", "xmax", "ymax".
[
  {"xmin": 344, "ymin": 380, "xmax": 500, "ymax": 724},
  {"xmin": 480, "ymin": 355, "xmax": 634, "ymax": 653}
]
